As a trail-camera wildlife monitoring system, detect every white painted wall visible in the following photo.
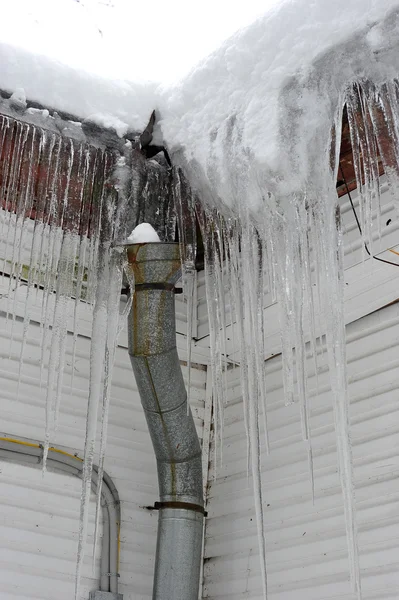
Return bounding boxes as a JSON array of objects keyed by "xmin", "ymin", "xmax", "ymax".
[
  {"xmin": 203, "ymin": 302, "xmax": 399, "ymax": 600},
  {"xmin": 0, "ymin": 302, "xmax": 208, "ymax": 599}
]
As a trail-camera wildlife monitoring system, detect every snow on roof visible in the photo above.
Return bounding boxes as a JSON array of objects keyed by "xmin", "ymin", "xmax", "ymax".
[
  {"xmin": 1, "ymin": 1, "xmax": 399, "ymax": 198},
  {"xmin": 0, "ymin": 41, "xmax": 157, "ymax": 136},
  {"xmin": 159, "ymin": 0, "xmax": 399, "ymax": 212}
]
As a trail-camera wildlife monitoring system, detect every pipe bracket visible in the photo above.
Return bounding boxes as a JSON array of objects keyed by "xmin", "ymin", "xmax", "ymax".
[
  {"xmin": 134, "ymin": 283, "xmax": 182, "ymax": 294},
  {"xmin": 154, "ymin": 501, "xmax": 207, "ymax": 517},
  {"xmin": 89, "ymin": 592, "xmax": 123, "ymax": 600}
]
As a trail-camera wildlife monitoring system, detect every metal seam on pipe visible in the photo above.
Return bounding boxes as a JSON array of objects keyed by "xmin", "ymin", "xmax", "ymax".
[
  {"xmin": 140, "ymin": 395, "xmax": 188, "ymax": 415},
  {"xmin": 0, "ymin": 436, "xmax": 120, "ymax": 595},
  {"xmin": 156, "ymin": 451, "xmax": 203, "ymax": 465}
]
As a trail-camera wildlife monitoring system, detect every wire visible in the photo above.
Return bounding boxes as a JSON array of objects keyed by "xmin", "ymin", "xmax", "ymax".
[
  {"xmin": 0, "ymin": 436, "xmax": 83, "ymax": 461},
  {"xmin": 339, "ymin": 162, "xmax": 399, "ymax": 268}
]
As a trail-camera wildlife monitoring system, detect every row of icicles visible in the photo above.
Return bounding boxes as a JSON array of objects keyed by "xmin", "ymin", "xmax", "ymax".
[
  {"xmin": 179, "ymin": 80, "xmax": 399, "ymax": 600},
  {"xmin": 1, "ymin": 79, "xmax": 399, "ymax": 599}
]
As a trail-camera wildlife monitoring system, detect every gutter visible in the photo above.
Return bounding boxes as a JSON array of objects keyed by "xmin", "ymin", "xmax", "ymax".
[{"xmin": 126, "ymin": 242, "xmax": 205, "ymax": 600}]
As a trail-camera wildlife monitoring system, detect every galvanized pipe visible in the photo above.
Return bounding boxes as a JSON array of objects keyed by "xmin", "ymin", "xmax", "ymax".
[{"xmin": 126, "ymin": 242, "xmax": 204, "ymax": 600}]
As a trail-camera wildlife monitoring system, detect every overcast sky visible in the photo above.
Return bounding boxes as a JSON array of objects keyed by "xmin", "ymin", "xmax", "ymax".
[{"xmin": 0, "ymin": 0, "xmax": 280, "ymax": 84}]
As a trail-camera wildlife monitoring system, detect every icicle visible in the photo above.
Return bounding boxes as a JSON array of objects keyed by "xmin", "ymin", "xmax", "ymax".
[
  {"xmin": 4, "ymin": 122, "xmax": 28, "ymax": 327},
  {"xmin": 251, "ymin": 231, "xmax": 269, "ymax": 453},
  {"xmin": 87, "ymin": 147, "xmax": 135, "ymax": 580},
  {"xmin": 92, "ymin": 246, "xmax": 126, "ymax": 567},
  {"xmin": 43, "ymin": 232, "xmax": 79, "ymax": 468},
  {"xmin": 365, "ymin": 81, "xmax": 399, "ymax": 217},
  {"xmin": 14, "ymin": 127, "xmax": 52, "ymax": 395},
  {"xmin": 248, "ymin": 367, "xmax": 268, "ymax": 600},
  {"xmin": 92, "ymin": 251, "xmax": 134, "ymax": 566},
  {"xmin": 173, "ymin": 168, "xmax": 197, "ymax": 414},
  {"xmin": 86, "ymin": 151, "xmax": 106, "ymax": 306},
  {"xmin": 346, "ymin": 85, "xmax": 381, "ymax": 258},
  {"xmin": 74, "ymin": 149, "xmax": 124, "ymax": 592},
  {"xmin": 184, "ymin": 268, "xmax": 197, "ymax": 414},
  {"xmin": 75, "ymin": 243, "xmax": 109, "ymax": 600},
  {"xmin": 6, "ymin": 123, "xmax": 30, "ymax": 310},
  {"xmin": 197, "ymin": 206, "xmax": 227, "ymax": 468},
  {"xmin": 70, "ymin": 235, "xmax": 88, "ymax": 394},
  {"xmin": 37, "ymin": 134, "xmax": 63, "ymax": 389},
  {"xmin": 69, "ymin": 148, "xmax": 92, "ymax": 393},
  {"xmin": 292, "ymin": 200, "xmax": 314, "ymax": 501},
  {"xmin": 227, "ymin": 226, "xmax": 251, "ymax": 474},
  {"xmin": 319, "ymin": 191, "xmax": 361, "ymax": 598},
  {"xmin": 0, "ymin": 118, "xmax": 11, "ymax": 248},
  {"xmin": 214, "ymin": 219, "xmax": 229, "ymax": 416},
  {"xmin": 273, "ymin": 210, "xmax": 296, "ymax": 406},
  {"xmin": 241, "ymin": 223, "xmax": 270, "ymax": 454},
  {"xmin": 12, "ymin": 125, "xmax": 40, "ymax": 392},
  {"xmin": 301, "ymin": 204, "xmax": 321, "ymax": 399},
  {"xmin": 41, "ymin": 140, "xmax": 75, "ymax": 468}
]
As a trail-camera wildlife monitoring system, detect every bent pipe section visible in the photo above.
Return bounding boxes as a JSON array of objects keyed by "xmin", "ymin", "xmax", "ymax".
[
  {"xmin": 126, "ymin": 243, "xmax": 204, "ymax": 600},
  {"xmin": 0, "ymin": 437, "xmax": 120, "ymax": 595}
]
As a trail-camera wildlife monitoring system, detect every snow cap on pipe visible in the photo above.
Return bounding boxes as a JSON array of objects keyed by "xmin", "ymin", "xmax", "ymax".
[{"xmin": 127, "ymin": 222, "xmax": 161, "ymax": 243}]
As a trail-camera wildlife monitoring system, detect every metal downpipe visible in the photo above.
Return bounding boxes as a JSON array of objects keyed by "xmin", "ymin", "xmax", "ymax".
[{"xmin": 126, "ymin": 242, "xmax": 204, "ymax": 600}]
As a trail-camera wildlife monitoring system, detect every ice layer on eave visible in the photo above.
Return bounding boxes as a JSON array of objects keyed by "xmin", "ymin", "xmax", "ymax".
[{"xmin": 160, "ymin": 0, "xmax": 399, "ymax": 214}]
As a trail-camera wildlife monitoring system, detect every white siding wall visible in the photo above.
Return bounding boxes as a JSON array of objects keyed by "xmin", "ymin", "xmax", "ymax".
[
  {"xmin": 0, "ymin": 301, "xmax": 208, "ymax": 599},
  {"xmin": 203, "ymin": 302, "xmax": 399, "ymax": 600},
  {"xmin": 1, "ymin": 180, "xmax": 399, "ymax": 600},
  {"xmin": 0, "ymin": 462, "xmax": 101, "ymax": 600}
]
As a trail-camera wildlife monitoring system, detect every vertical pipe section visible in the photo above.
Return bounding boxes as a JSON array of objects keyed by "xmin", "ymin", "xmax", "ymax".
[{"xmin": 126, "ymin": 242, "xmax": 204, "ymax": 600}]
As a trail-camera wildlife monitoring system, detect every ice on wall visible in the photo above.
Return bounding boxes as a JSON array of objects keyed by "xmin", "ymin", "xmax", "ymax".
[
  {"xmin": 0, "ymin": 92, "xmax": 183, "ymax": 595},
  {"xmin": 0, "ymin": 112, "xmax": 136, "ymax": 599},
  {"xmin": 160, "ymin": 2, "xmax": 399, "ymax": 599}
]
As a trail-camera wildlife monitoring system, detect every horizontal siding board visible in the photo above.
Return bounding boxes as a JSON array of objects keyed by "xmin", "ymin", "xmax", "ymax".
[{"xmin": 203, "ymin": 303, "xmax": 399, "ymax": 599}]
